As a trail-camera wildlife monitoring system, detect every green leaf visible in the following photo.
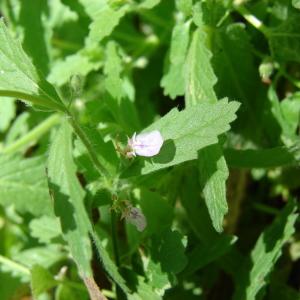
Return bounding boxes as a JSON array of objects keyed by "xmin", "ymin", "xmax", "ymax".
[
  {"xmin": 161, "ymin": 19, "xmax": 191, "ymax": 99},
  {"xmin": 269, "ymin": 14, "xmax": 300, "ymax": 63},
  {"xmin": 137, "ymin": 189, "xmax": 173, "ymax": 236},
  {"xmin": 29, "ymin": 216, "xmax": 61, "ymax": 244},
  {"xmin": 185, "ymin": 27, "xmax": 217, "ymax": 106},
  {"xmin": 146, "ymin": 230, "xmax": 187, "ymax": 294},
  {"xmin": 233, "ymin": 200, "xmax": 298, "ymax": 300},
  {"xmin": 269, "ymin": 281, "xmax": 300, "ymax": 300},
  {"xmin": 75, "ymin": 126, "xmax": 119, "ymax": 178},
  {"xmin": 123, "ymin": 99, "xmax": 239, "ymax": 176},
  {"xmin": 153, "ymin": 229, "xmax": 187, "ymax": 274},
  {"xmin": 48, "ymin": 121, "xmax": 128, "ymax": 292},
  {"xmin": 128, "ymin": 276, "xmax": 161, "ymax": 300},
  {"xmin": 224, "ymin": 147, "xmax": 297, "ymax": 168},
  {"xmin": 139, "ymin": 0, "xmax": 161, "ymax": 9},
  {"xmin": 292, "ymin": 0, "xmax": 300, "ymax": 9},
  {"xmin": 79, "ymin": 0, "xmax": 128, "ymax": 46},
  {"xmin": 31, "ymin": 265, "xmax": 57, "ymax": 298},
  {"xmin": 19, "ymin": 0, "xmax": 51, "ymax": 75},
  {"xmin": 47, "ymin": 121, "xmax": 93, "ymax": 276},
  {"xmin": 90, "ymin": 232, "xmax": 130, "ymax": 294},
  {"xmin": 14, "ymin": 245, "xmax": 65, "ymax": 269},
  {"xmin": 55, "ymin": 284, "xmax": 89, "ymax": 300},
  {"xmin": 0, "ymin": 20, "xmax": 65, "ymax": 111},
  {"xmin": 198, "ymin": 145, "xmax": 229, "ymax": 232},
  {"xmin": 104, "ymin": 41, "xmax": 126, "ymax": 100},
  {"xmin": 185, "ymin": 24, "xmax": 230, "ymax": 232},
  {"xmin": 0, "ymin": 97, "xmax": 15, "ymax": 132},
  {"xmin": 280, "ymin": 92, "xmax": 300, "ymax": 136},
  {"xmin": 212, "ymin": 22, "xmax": 272, "ymax": 143},
  {"xmin": 183, "ymin": 235, "xmax": 237, "ymax": 276},
  {"xmin": 0, "ymin": 155, "xmax": 52, "ymax": 216},
  {"xmin": 48, "ymin": 48, "xmax": 103, "ymax": 86},
  {"xmin": 176, "ymin": 0, "xmax": 193, "ymax": 16},
  {"xmin": 180, "ymin": 167, "xmax": 220, "ymax": 242}
]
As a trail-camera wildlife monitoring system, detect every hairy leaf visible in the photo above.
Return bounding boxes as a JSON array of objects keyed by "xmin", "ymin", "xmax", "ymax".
[
  {"xmin": 233, "ymin": 200, "xmax": 298, "ymax": 300},
  {"xmin": 79, "ymin": 0, "xmax": 128, "ymax": 46},
  {"xmin": 47, "ymin": 121, "xmax": 93, "ymax": 276},
  {"xmin": 269, "ymin": 14, "xmax": 300, "ymax": 63},
  {"xmin": 185, "ymin": 24, "xmax": 230, "ymax": 232},
  {"xmin": 48, "ymin": 49, "xmax": 103, "ymax": 86},
  {"xmin": 0, "ymin": 155, "xmax": 52, "ymax": 216},
  {"xmin": 123, "ymin": 99, "xmax": 239, "ymax": 176},
  {"xmin": 31, "ymin": 265, "xmax": 58, "ymax": 298},
  {"xmin": 0, "ymin": 20, "xmax": 64, "ymax": 111},
  {"xmin": 0, "ymin": 97, "xmax": 15, "ymax": 132},
  {"xmin": 161, "ymin": 19, "xmax": 191, "ymax": 99}
]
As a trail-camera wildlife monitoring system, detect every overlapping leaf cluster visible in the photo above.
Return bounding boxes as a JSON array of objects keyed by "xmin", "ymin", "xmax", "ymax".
[{"xmin": 0, "ymin": 0, "xmax": 299, "ymax": 299}]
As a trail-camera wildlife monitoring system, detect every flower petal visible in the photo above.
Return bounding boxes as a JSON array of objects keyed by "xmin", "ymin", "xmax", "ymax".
[{"xmin": 133, "ymin": 130, "xmax": 164, "ymax": 157}]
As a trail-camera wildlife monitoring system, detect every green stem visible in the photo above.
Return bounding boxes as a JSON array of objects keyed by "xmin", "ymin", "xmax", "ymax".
[
  {"xmin": 0, "ymin": 90, "xmax": 66, "ymax": 112},
  {"xmin": 0, "ymin": 255, "xmax": 30, "ymax": 276},
  {"xmin": 1, "ymin": 113, "xmax": 61, "ymax": 154},
  {"xmin": 111, "ymin": 211, "xmax": 120, "ymax": 267},
  {"xmin": 235, "ymin": 5, "xmax": 269, "ymax": 36},
  {"xmin": 67, "ymin": 115, "xmax": 111, "ymax": 179},
  {"xmin": 252, "ymin": 202, "xmax": 279, "ymax": 215},
  {"xmin": 110, "ymin": 211, "xmax": 123, "ymax": 300},
  {"xmin": 51, "ymin": 38, "xmax": 81, "ymax": 51}
]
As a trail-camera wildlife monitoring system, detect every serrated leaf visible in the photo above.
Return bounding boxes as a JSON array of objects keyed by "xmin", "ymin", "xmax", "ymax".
[
  {"xmin": 14, "ymin": 245, "xmax": 65, "ymax": 269},
  {"xmin": 0, "ymin": 155, "xmax": 52, "ymax": 216},
  {"xmin": 48, "ymin": 121, "xmax": 128, "ymax": 292},
  {"xmin": 198, "ymin": 145, "xmax": 229, "ymax": 232},
  {"xmin": 90, "ymin": 232, "xmax": 130, "ymax": 294},
  {"xmin": 185, "ymin": 23, "xmax": 230, "ymax": 232},
  {"xmin": 0, "ymin": 20, "xmax": 65, "ymax": 111},
  {"xmin": 128, "ymin": 276, "xmax": 161, "ymax": 300},
  {"xmin": 104, "ymin": 41, "xmax": 126, "ymax": 100},
  {"xmin": 161, "ymin": 19, "xmax": 191, "ymax": 99},
  {"xmin": 47, "ymin": 121, "xmax": 93, "ymax": 276},
  {"xmin": 0, "ymin": 97, "xmax": 15, "ymax": 132},
  {"xmin": 185, "ymin": 27, "xmax": 217, "ymax": 106},
  {"xmin": 29, "ymin": 216, "xmax": 61, "ymax": 244},
  {"xmin": 123, "ymin": 99, "xmax": 239, "ymax": 176},
  {"xmin": 180, "ymin": 167, "xmax": 220, "ymax": 242},
  {"xmin": 269, "ymin": 14, "xmax": 300, "ymax": 63},
  {"xmin": 31, "ymin": 265, "xmax": 58, "ymax": 298},
  {"xmin": 79, "ymin": 0, "xmax": 128, "ymax": 46},
  {"xmin": 212, "ymin": 23, "xmax": 271, "ymax": 143},
  {"xmin": 233, "ymin": 200, "xmax": 298, "ymax": 300},
  {"xmin": 48, "ymin": 49, "xmax": 103, "ymax": 86}
]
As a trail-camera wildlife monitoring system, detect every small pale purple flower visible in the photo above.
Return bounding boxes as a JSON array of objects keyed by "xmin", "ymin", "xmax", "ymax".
[
  {"xmin": 127, "ymin": 130, "xmax": 164, "ymax": 157},
  {"xmin": 125, "ymin": 207, "xmax": 147, "ymax": 232}
]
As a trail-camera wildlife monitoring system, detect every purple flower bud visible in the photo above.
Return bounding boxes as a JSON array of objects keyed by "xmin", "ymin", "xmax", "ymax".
[
  {"xmin": 128, "ymin": 130, "xmax": 164, "ymax": 157},
  {"xmin": 125, "ymin": 207, "xmax": 147, "ymax": 232}
]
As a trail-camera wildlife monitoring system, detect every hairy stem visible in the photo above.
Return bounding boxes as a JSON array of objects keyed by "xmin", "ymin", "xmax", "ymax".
[
  {"xmin": 83, "ymin": 277, "xmax": 108, "ymax": 300},
  {"xmin": 67, "ymin": 115, "xmax": 111, "ymax": 179}
]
